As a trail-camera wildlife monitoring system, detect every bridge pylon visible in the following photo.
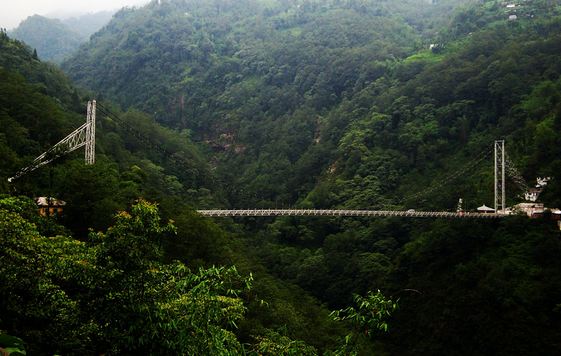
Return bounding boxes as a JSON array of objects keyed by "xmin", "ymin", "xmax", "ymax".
[
  {"xmin": 494, "ymin": 140, "xmax": 506, "ymax": 213},
  {"xmin": 85, "ymin": 100, "xmax": 96, "ymax": 165},
  {"xmin": 8, "ymin": 100, "xmax": 97, "ymax": 182}
]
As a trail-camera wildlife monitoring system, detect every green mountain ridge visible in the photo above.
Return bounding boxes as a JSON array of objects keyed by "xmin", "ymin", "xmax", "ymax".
[
  {"xmin": 0, "ymin": 30, "xmax": 352, "ymax": 355},
  {"xmin": 62, "ymin": 0, "xmax": 561, "ymax": 210},
  {"xmin": 2, "ymin": 0, "xmax": 561, "ymax": 354},
  {"xmin": 60, "ymin": 10, "xmax": 115, "ymax": 39},
  {"xmin": 63, "ymin": 0, "xmax": 478, "ymax": 207},
  {"xmin": 9, "ymin": 15, "xmax": 84, "ymax": 63},
  {"xmin": 0, "ymin": 29, "xmax": 218, "ymax": 229},
  {"xmin": 8, "ymin": 11, "xmax": 114, "ymax": 63}
]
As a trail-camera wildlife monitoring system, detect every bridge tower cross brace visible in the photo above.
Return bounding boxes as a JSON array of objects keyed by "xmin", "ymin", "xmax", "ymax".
[
  {"xmin": 7, "ymin": 100, "xmax": 97, "ymax": 182},
  {"xmin": 494, "ymin": 140, "xmax": 506, "ymax": 213},
  {"xmin": 85, "ymin": 100, "xmax": 96, "ymax": 165}
]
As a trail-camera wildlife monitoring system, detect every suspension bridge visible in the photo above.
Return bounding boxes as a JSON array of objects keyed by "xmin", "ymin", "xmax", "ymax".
[
  {"xmin": 196, "ymin": 209, "xmax": 503, "ymax": 219},
  {"xmin": 8, "ymin": 100, "xmax": 532, "ymax": 220}
]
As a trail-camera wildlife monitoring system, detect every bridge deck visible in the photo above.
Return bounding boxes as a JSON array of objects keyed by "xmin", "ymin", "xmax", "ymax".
[{"xmin": 197, "ymin": 209, "xmax": 503, "ymax": 219}]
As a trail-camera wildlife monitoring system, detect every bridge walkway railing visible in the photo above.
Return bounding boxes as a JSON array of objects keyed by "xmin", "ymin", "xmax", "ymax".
[{"xmin": 197, "ymin": 209, "xmax": 504, "ymax": 219}]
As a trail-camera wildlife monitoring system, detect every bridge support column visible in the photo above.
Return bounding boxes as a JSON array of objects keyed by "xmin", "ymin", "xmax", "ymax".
[
  {"xmin": 85, "ymin": 100, "xmax": 96, "ymax": 165},
  {"xmin": 494, "ymin": 140, "xmax": 505, "ymax": 213}
]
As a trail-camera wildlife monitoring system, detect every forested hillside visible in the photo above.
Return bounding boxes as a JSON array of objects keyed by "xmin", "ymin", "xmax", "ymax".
[
  {"xmin": 63, "ymin": 0, "xmax": 561, "ymax": 209},
  {"xmin": 59, "ymin": 10, "xmax": 115, "ymax": 39},
  {"xmin": 0, "ymin": 31, "xmax": 367, "ymax": 354},
  {"xmin": 63, "ymin": 0, "xmax": 477, "ymax": 207},
  {"xmin": 9, "ymin": 15, "xmax": 84, "ymax": 63},
  {"xmin": 8, "ymin": 11, "xmax": 114, "ymax": 63},
  {"xmin": 0, "ymin": 29, "xmax": 217, "ymax": 229},
  {"xmin": 2, "ymin": 0, "xmax": 561, "ymax": 354}
]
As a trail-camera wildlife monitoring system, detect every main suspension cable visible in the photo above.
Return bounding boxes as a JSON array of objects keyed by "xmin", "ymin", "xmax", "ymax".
[
  {"xmin": 96, "ymin": 103, "xmax": 197, "ymax": 171},
  {"xmin": 396, "ymin": 146, "xmax": 493, "ymax": 207}
]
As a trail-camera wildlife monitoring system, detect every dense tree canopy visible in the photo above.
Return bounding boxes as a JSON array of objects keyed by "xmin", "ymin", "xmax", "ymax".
[
  {"xmin": 0, "ymin": 29, "xmax": 345, "ymax": 354},
  {"xmin": 2, "ymin": 0, "xmax": 561, "ymax": 354},
  {"xmin": 0, "ymin": 197, "xmax": 252, "ymax": 354},
  {"xmin": 9, "ymin": 15, "xmax": 84, "ymax": 63}
]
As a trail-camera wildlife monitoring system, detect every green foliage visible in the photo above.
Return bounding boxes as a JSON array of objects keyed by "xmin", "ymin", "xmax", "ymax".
[
  {"xmin": 0, "ymin": 30, "xmax": 80, "ymax": 108},
  {"xmin": 0, "ymin": 195, "xmax": 37, "ymax": 217},
  {"xmin": 9, "ymin": 15, "xmax": 84, "ymax": 63},
  {"xmin": 3, "ymin": 0, "xmax": 561, "ymax": 354},
  {"xmin": 0, "ymin": 28, "xmax": 335, "ymax": 354},
  {"xmin": 0, "ymin": 30, "xmax": 217, "ymax": 232},
  {"xmin": 60, "ymin": 11, "xmax": 115, "ymax": 39},
  {"xmin": 330, "ymin": 290, "xmax": 397, "ymax": 355},
  {"xmin": 0, "ymin": 197, "xmax": 253, "ymax": 354},
  {"xmin": 0, "ymin": 333, "xmax": 26, "ymax": 356},
  {"xmin": 0, "ymin": 205, "xmax": 91, "ymax": 354},
  {"xmin": 61, "ymin": 0, "xmax": 561, "ymax": 213},
  {"xmin": 385, "ymin": 219, "xmax": 561, "ymax": 355},
  {"xmin": 62, "ymin": 0, "xmax": 469, "ymax": 208},
  {"xmin": 251, "ymin": 330, "xmax": 318, "ymax": 355}
]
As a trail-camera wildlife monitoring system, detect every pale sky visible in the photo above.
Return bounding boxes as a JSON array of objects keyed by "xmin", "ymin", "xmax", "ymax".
[{"xmin": 1, "ymin": 0, "xmax": 149, "ymax": 30}]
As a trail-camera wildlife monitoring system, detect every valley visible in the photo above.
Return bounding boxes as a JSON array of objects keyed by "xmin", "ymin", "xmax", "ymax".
[{"xmin": 1, "ymin": 1, "xmax": 561, "ymax": 354}]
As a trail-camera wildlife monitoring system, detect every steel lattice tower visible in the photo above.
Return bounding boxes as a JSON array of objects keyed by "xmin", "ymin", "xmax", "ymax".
[
  {"xmin": 494, "ymin": 140, "xmax": 506, "ymax": 213},
  {"xmin": 8, "ymin": 100, "xmax": 97, "ymax": 182},
  {"xmin": 85, "ymin": 100, "xmax": 96, "ymax": 164}
]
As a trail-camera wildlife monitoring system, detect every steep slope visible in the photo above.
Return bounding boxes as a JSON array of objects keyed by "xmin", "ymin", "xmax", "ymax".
[
  {"xmin": 57, "ymin": 0, "xmax": 561, "ymax": 353},
  {"xmin": 63, "ymin": 0, "xmax": 474, "ymax": 207},
  {"xmin": 9, "ymin": 15, "xmax": 84, "ymax": 63},
  {"xmin": 307, "ymin": 0, "xmax": 561, "ymax": 211},
  {"xmin": 246, "ymin": 2, "xmax": 561, "ymax": 353},
  {"xmin": 0, "ymin": 30, "xmax": 351, "ymax": 354},
  {"xmin": 60, "ymin": 10, "xmax": 115, "ymax": 39},
  {"xmin": 9, "ymin": 11, "xmax": 115, "ymax": 63},
  {"xmin": 0, "ymin": 30, "xmax": 216, "ymax": 232}
]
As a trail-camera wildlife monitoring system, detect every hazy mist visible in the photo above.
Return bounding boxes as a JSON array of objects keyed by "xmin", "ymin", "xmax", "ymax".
[{"xmin": 1, "ymin": 0, "xmax": 149, "ymax": 29}]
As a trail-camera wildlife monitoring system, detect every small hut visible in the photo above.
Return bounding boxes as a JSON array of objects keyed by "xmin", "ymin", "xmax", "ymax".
[
  {"xmin": 477, "ymin": 204, "xmax": 495, "ymax": 213},
  {"xmin": 513, "ymin": 202, "xmax": 545, "ymax": 218},
  {"xmin": 35, "ymin": 197, "xmax": 66, "ymax": 217}
]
